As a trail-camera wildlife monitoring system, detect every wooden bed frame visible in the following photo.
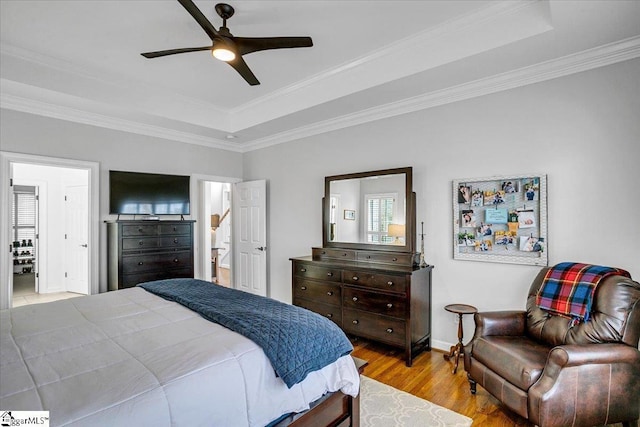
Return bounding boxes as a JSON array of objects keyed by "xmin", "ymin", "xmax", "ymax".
[{"xmin": 274, "ymin": 358, "xmax": 366, "ymax": 427}]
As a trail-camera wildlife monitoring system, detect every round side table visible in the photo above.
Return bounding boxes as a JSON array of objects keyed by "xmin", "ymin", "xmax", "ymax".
[{"xmin": 443, "ymin": 303, "xmax": 478, "ymax": 374}]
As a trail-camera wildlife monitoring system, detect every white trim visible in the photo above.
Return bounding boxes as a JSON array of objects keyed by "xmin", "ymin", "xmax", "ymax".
[
  {"xmin": 1, "ymin": 36, "xmax": 639, "ymax": 153},
  {"xmin": 190, "ymin": 173, "xmax": 242, "ymax": 285},
  {"xmin": 240, "ymin": 36, "xmax": 640, "ymax": 152},
  {"xmin": 0, "ymin": 151, "xmax": 99, "ymax": 309},
  {"xmin": 0, "ymin": 92, "xmax": 243, "ymax": 153}
]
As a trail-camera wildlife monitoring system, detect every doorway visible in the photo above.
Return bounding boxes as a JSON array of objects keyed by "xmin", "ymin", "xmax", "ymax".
[
  {"xmin": 206, "ymin": 181, "xmax": 232, "ymax": 287},
  {"xmin": 11, "ymin": 185, "xmax": 38, "ymax": 301},
  {"xmin": 0, "ymin": 152, "xmax": 100, "ymax": 310}
]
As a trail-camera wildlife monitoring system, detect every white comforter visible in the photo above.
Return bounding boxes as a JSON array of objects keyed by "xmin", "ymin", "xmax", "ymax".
[{"xmin": 0, "ymin": 287, "xmax": 360, "ymax": 426}]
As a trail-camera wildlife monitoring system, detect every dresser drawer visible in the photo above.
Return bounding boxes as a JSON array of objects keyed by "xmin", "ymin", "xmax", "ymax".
[
  {"xmin": 356, "ymin": 251, "xmax": 415, "ymax": 265},
  {"xmin": 312, "ymin": 247, "xmax": 356, "ymax": 261},
  {"xmin": 342, "ymin": 270, "xmax": 407, "ymax": 293},
  {"xmin": 342, "ymin": 309, "xmax": 405, "ymax": 347},
  {"xmin": 160, "ymin": 236, "xmax": 192, "ymax": 248},
  {"xmin": 343, "ymin": 287, "xmax": 407, "ymax": 318},
  {"xmin": 122, "ymin": 251, "xmax": 192, "ymax": 274},
  {"xmin": 293, "ymin": 278, "xmax": 341, "ymax": 306},
  {"xmin": 121, "ymin": 224, "xmax": 158, "ymax": 237},
  {"xmin": 121, "ymin": 267, "xmax": 193, "ymax": 288},
  {"xmin": 293, "ymin": 262, "xmax": 341, "ymax": 282},
  {"xmin": 122, "ymin": 237, "xmax": 159, "ymax": 251},
  {"xmin": 294, "ymin": 298, "xmax": 342, "ymax": 326},
  {"xmin": 160, "ymin": 223, "xmax": 192, "ymax": 235}
]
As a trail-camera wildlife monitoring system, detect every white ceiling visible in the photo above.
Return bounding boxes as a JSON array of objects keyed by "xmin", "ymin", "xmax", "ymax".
[{"xmin": 1, "ymin": 1, "xmax": 639, "ymax": 152}]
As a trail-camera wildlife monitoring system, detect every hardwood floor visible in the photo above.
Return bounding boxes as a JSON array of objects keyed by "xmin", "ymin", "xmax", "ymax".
[{"xmin": 350, "ymin": 338, "xmax": 629, "ymax": 427}]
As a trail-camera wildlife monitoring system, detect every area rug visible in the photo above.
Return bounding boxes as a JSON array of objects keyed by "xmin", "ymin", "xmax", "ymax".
[{"xmin": 360, "ymin": 376, "xmax": 473, "ymax": 427}]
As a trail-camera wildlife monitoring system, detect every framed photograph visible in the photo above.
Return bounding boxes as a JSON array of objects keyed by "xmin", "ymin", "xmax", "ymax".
[
  {"xmin": 453, "ymin": 174, "xmax": 548, "ymax": 266},
  {"xmin": 461, "ymin": 210, "xmax": 477, "ymax": 227},
  {"xmin": 458, "ymin": 185, "xmax": 471, "ymax": 204},
  {"xmin": 343, "ymin": 209, "xmax": 355, "ymax": 220}
]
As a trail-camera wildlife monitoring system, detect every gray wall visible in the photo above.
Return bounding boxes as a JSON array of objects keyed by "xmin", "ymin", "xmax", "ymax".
[
  {"xmin": 0, "ymin": 112, "xmax": 243, "ymax": 290},
  {"xmin": 243, "ymin": 58, "xmax": 640, "ymax": 350},
  {"xmin": 2, "ymin": 59, "xmax": 638, "ymax": 350}
]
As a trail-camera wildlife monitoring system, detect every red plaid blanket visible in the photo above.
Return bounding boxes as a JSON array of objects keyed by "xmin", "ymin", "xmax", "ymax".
[{"xmin": 536, "ymin": 262, "xmax": 631, "ymax": 323}]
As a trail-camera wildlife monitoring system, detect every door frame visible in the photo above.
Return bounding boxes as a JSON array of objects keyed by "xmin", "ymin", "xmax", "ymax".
[
  {"xmin": 0, "ymin": 151, "xmax": 99, "ymax": 309},
  {"xmin": 190, "ymin": 173, "xmax": 241, "ymax": 285}
]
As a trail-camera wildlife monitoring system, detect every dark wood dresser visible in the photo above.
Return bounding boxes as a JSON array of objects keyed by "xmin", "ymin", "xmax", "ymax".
[
  {"xmin": 291, "ymin": 247, "xmax": 433, "ymax": 366},
  {"xmin": 107, "ymin": 220, "xmax": 195, "ymax": 291}
]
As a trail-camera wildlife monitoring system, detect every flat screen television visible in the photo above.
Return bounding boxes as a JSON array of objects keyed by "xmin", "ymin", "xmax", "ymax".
[{"xmin": 109, "ymin": 170, "xmax": 190, "ymax": 215}]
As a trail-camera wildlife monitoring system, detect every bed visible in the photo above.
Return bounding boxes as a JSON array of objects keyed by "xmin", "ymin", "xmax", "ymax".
[{"xmin": 0, "ymin": 279, "xmax": 360, "ymax": 426}]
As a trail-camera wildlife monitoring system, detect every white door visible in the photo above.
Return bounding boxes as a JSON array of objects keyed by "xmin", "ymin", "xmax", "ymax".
[
  {"xmin": 232, "ymin": 180, "xmax": 267, "ymax": 296},
  {"xmin": 65, "ymin": 185, "xmax": 89, "ymax": 294}
]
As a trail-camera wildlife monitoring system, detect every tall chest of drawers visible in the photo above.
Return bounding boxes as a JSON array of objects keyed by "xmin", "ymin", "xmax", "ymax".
[
  {"xmin": 107, "ymin": 220, "xmax": 195, "ymax": 291},
  {"xmin": 291, "ymin": 248, "xmax": 433, "ymax": 366}
]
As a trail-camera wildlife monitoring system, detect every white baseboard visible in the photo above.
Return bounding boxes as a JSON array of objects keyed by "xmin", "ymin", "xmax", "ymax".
[{"xmin": 431, "ymin": 339, "xmax": 456, "ymax": 353}]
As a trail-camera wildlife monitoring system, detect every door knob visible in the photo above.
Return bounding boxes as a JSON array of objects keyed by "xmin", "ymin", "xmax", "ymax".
[
  {"xmin": 255, "ymin": 246, "xmax": 267, "ymax": 251},
  {"xmin": 80, "ymin": 244, "xmax": 88, "ymax": 248}
]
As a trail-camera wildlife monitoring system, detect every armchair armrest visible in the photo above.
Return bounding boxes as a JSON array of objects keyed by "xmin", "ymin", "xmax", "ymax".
[
  {"xmin": 529, "ymin": 343, "xmax": 640, "ymax": 427},
  {"xmin": 472, "ymin": 310, "xmax": 526, "ymax": 338}
]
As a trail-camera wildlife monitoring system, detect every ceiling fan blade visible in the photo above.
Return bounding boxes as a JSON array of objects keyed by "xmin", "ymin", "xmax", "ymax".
[
  {"xmin": 233, "ymin": 37, "xmax": 313, "ymax": 56},
  {"xmin": 177, "ymin": 0, "xmax": 219, "ymax": 40},
  {"xmin": 141, "ymin": 46, "xmax": 212, "ymax": 58},
  {"xmin": 228, "ymin": 56, "xmax": 260, "ymax": 86}
]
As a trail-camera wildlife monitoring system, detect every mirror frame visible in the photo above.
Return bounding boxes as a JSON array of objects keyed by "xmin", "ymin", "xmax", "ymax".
[{"xmin": 322, "ymin": 166, "xmax": 415, "ymax": 253}]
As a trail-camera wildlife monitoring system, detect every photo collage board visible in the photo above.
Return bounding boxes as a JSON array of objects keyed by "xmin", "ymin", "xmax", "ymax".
[{"xmin": 452, "ymin": 174, "xmax": 548, "ymax": 266}]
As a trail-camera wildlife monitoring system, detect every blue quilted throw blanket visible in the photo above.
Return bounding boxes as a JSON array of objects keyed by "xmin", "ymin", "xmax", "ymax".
[{"xmin": 138, "ymin": 278, "xmax": 353, "ymax": 388}]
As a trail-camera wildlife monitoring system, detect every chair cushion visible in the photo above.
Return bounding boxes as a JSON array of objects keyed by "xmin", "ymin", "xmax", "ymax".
[{"xmin": 471, "ymin": 336, "xmax": 550, "ymax": 390}]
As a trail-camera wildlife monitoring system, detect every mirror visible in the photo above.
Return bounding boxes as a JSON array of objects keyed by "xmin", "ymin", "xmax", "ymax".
[{"xmin": 323, "ymin": 167, "xmax": 415, "ymax": 253}]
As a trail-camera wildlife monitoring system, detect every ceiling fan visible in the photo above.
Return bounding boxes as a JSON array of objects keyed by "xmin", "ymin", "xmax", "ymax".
[{"xmin": 141, "ymin": 0, "xmax": 313, "ymax": 86}]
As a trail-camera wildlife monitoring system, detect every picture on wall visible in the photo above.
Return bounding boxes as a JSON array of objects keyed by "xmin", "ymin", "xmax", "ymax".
[
  {"xmin": 458, "ymin": 185, "xmax": 472, "ymax": 204},
  {"xmin": 461, "ymin": 210, "xmax": 477, "ymax": 227},
  {"xmin": 471, "ymin": 189, "xmax": 483, "ymax": 207},
  {"xmin": 517, "ymin": 210, "xmax": 536, "ymax": 228},
  {"xmin": 452, "ymin": 174, "xmax": 547, "ymax": 266}
]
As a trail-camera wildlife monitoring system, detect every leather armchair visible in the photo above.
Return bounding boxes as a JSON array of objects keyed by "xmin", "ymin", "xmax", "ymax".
[{"xmin": 464, "ymin": 267, "xmax": 640, "ymax": 427}]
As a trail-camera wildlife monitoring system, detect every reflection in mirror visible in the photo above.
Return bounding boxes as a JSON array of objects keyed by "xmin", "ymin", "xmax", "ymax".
[{"xmin": 328, "ymin": 173, "xmax": 406, "ymax": 245}]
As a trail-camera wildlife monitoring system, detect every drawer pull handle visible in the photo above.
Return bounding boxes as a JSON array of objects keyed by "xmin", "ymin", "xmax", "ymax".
[
  {"xmin": 300, "ymin": 268, "xmax": 307, "ymax": 272},
  {"xmin": 300, "ymin": 286, "xmax": 307, "ymax": 290},
  {"xmin": 392, "ymin": 257, "xmax": 398, "ymax": 262},
  {"xmin": 386, "ymin": 328, "xmax": 393, "ymax": 334},
  {"xmin": 173, "ymin": 258, "xmax": 179, "ymax": 263},
  {"xmin": 138, "ymin": 228, "xmax": 143, "ymax": 232},
  {"xmin": 139, "ymin": 241, "xmax": 144, "ymax": 246},
  {"xmin": 173, "ymin": 238, "xmax": 179, "ymax": 243},
  {"xmin": 138, "ymin": 261, "xmax": 144, "ymax": 266},
  {"xmin": 352, "ymin": 320, "xmax": 359, "ymax": 325},
  {"xmin": 173, "ymin": 227, "xmax": 177, "ymax": 231},
  {"xmin": 366, "ymin": 255, "xmax": 371, "ymax": 259},
  {"xmin": 327, "ymin": 291, "xmax": 333, "ymax": 296},
  {"xmin": 387, "ymin": 281, "xmax": 394, "ymax": 286},
  {"xmin": 352, "ymin": 297, "xmax": 358, "ymax": 302},
  {"xmin": 387, "ymin": 303, "xmax": 393, "ymax": 308},
  {"xmin": 327, "ymin": 272, "xmax": 333, "ymax": 277},
  {"xmin": 342, "ymin": 253, "xmax": 348, "ymax": 257},
  {"xmin": 326, "ymin": 313, "xmax": 333, "ymax": 318},
  {"xmin": 322, "ymin": 251, "xmax": 326, "ymax": 255},
  {"xmin": 352, "ymin": 276, "xmax": 359, "ymax": 281}
]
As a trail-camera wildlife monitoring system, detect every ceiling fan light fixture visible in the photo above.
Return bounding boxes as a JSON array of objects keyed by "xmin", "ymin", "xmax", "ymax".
[{"xmin": 212, "ymin": 44, "xmax": 236, "ymax": 62}]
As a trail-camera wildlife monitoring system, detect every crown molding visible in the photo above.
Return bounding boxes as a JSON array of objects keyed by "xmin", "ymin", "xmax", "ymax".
[
  {"xmin": 230, "ymin": 0, "xmax": 552, "ymax": 131},
  {"xmin": 239, "ymin": 36, "xmax": 640, "ymax": 152},
  {"xmin": 2, "ymin": 36, "xmax": 638, "ymax": 154},
  {"xmin": 0, "ymin": 93, "xmax": 242, "ymax": 152},
  {"xmin": 231, "ymin": 0, "xmax": 543, "ymax": 115}
]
